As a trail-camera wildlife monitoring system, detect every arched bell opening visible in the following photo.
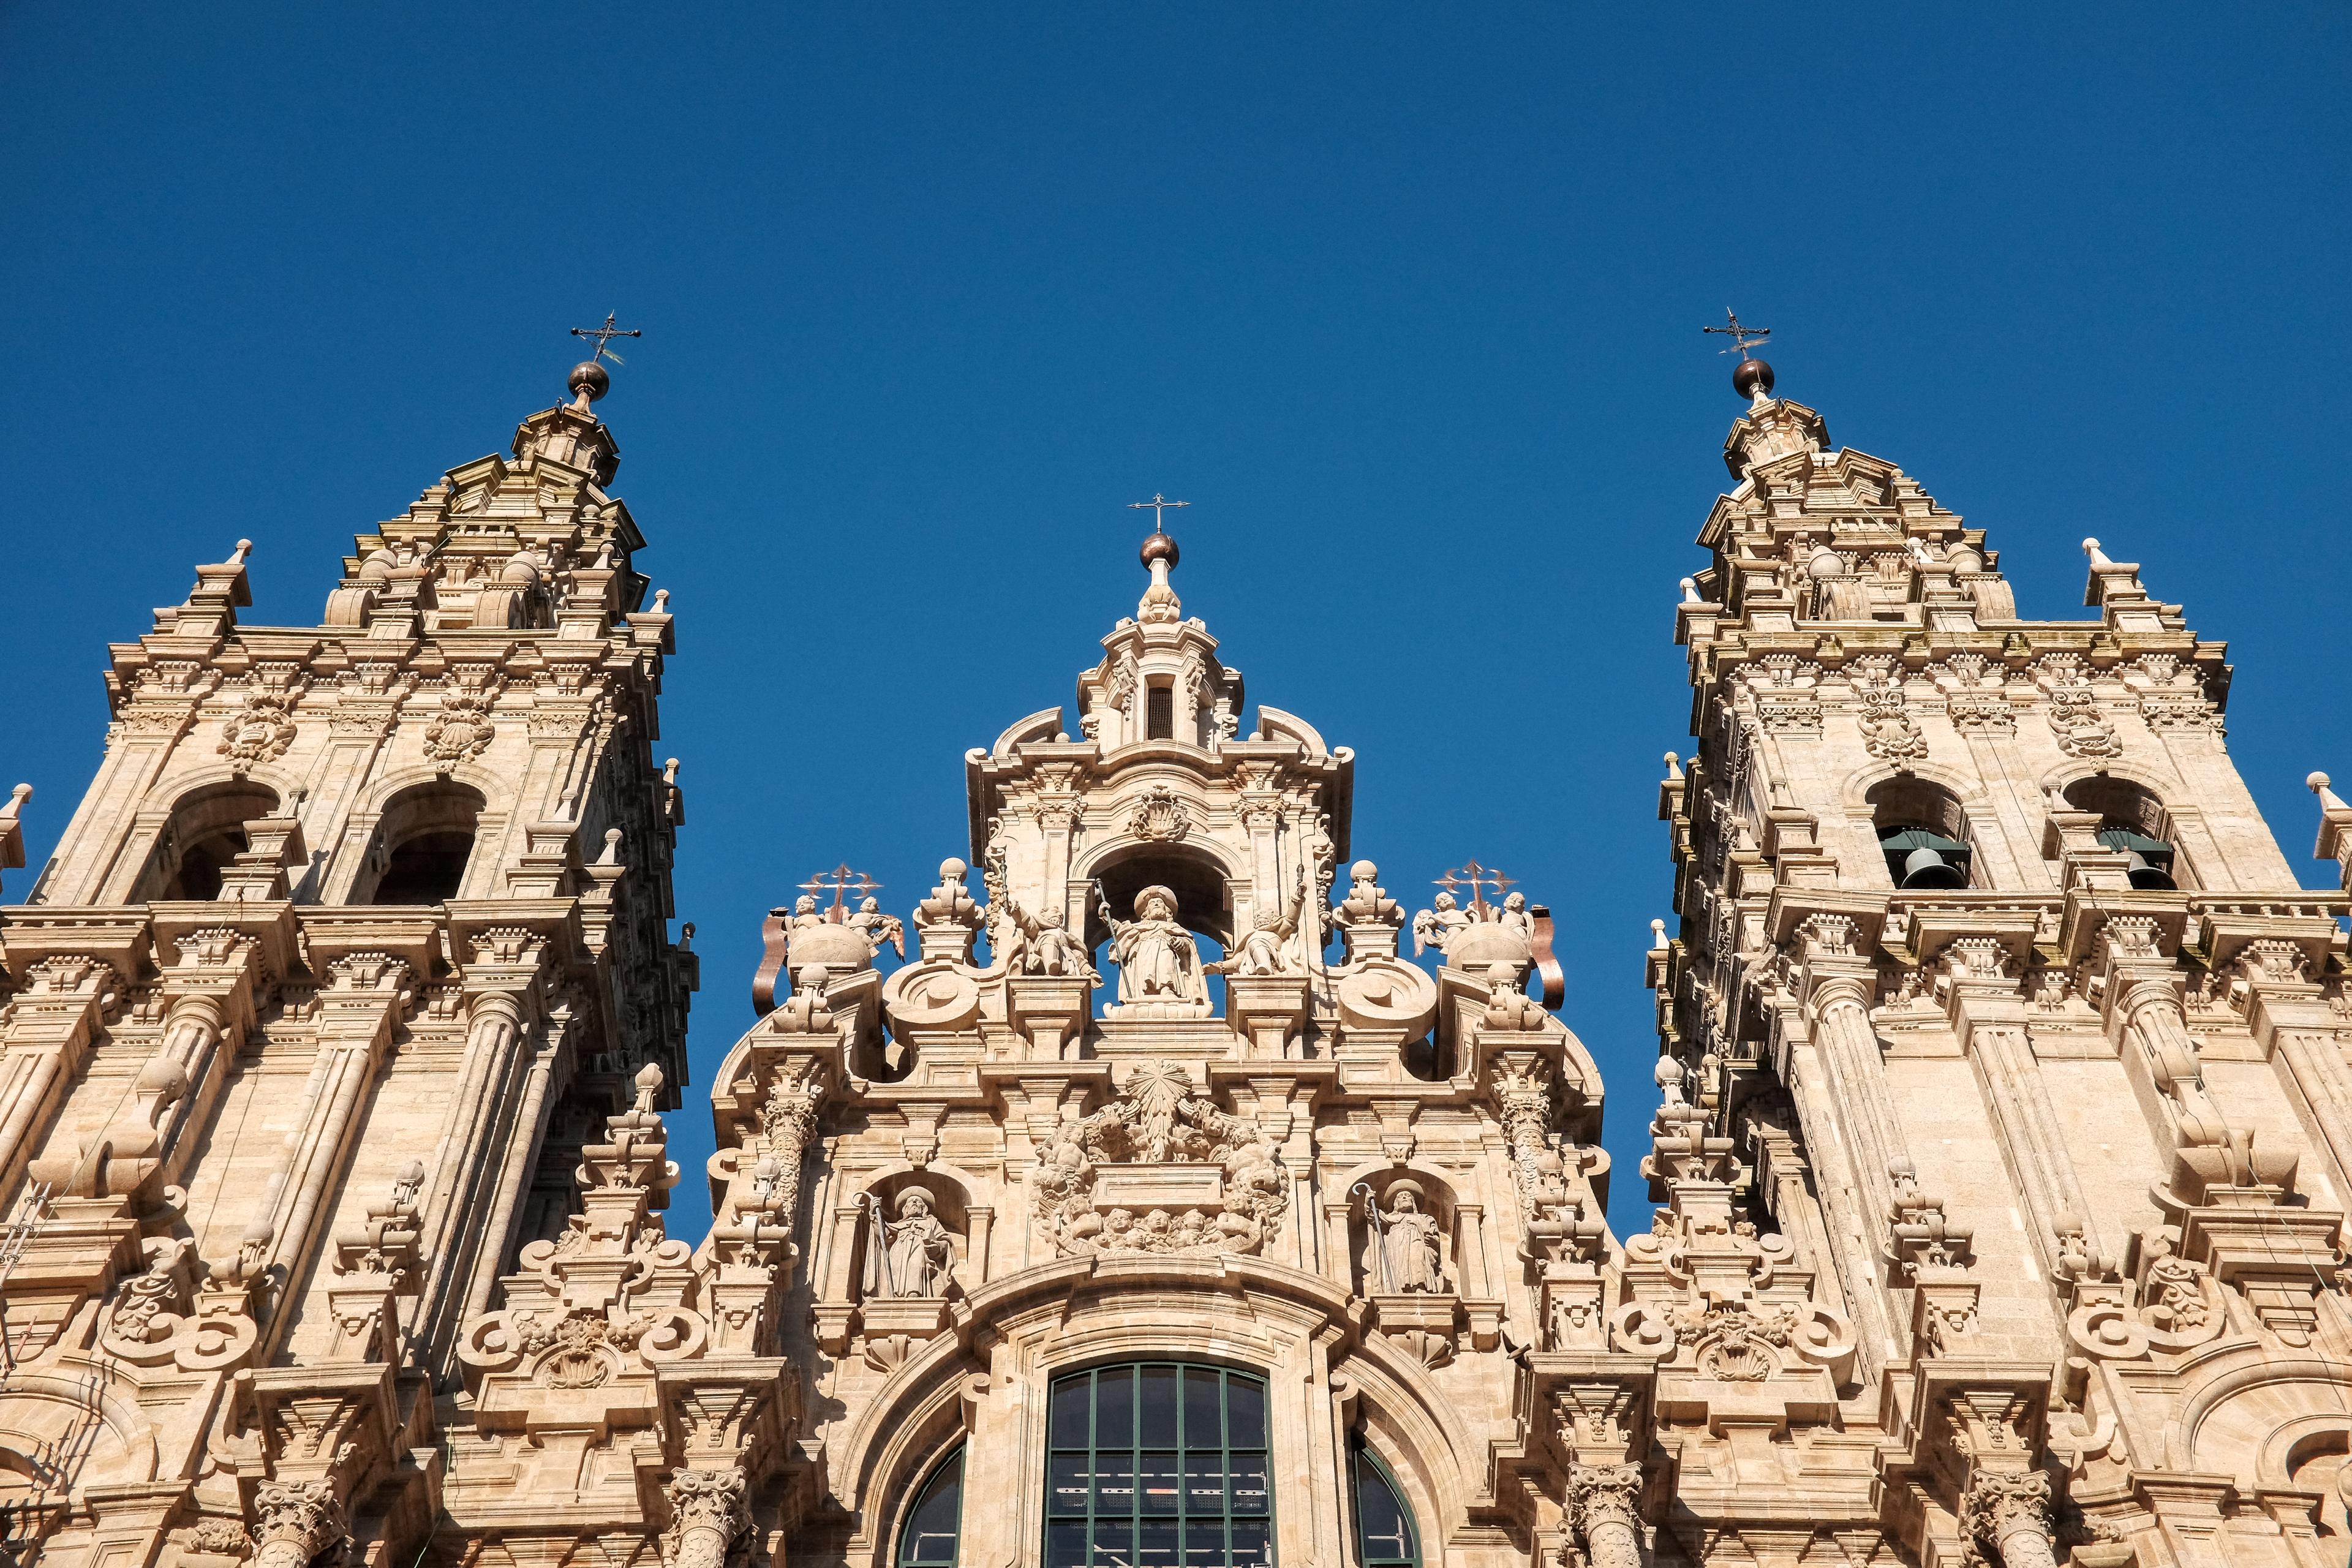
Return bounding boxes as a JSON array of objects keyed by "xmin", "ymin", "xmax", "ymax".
[
  {"xmin": 2063, "ymin": 774, "xmax": 2188, "ymax": 890},
  {"xmin": 1868, "ymin": 777, "xmax": 1976, "ymax": 890},
  {"xmin": 134, "ymin": 782, "xmax": 280, "ymax": 902},
  {"xmin": 353, "ymin": 782, "xmax": 484, "ymax": 905}
]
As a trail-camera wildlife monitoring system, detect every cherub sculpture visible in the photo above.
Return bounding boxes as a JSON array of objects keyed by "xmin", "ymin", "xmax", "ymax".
[
  {"xmin": 845, "ymin": 895, "xmax": 907, "ymax": 960},
  {"xmin": 1411, "ymin": 892, "xmax": 1472, "ymax": 957}
]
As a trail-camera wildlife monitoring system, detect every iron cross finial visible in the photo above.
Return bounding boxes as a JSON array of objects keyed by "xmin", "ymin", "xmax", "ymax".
[
  {"xmin": 571, "ymin": 312, "xmax": 643, "ymax": 366},
  {"xmin": 1127, "ymin": 493, "xmax": 1189, "ymax": 533},
  {"xmin": 1436, "ymin": 860, "xmax": 1510, "ymax": 913},
  {"xmin": 1703, "ymin": 307, "xmax": 1771, "ymax": 361}
]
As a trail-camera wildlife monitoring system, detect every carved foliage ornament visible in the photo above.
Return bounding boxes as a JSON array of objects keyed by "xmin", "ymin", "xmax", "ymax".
[{"xmin": 1857, "ymin": 684, "xmax": 1928, "ymax": 764}]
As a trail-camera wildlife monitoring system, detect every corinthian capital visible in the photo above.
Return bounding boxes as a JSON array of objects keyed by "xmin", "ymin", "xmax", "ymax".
[
  {"xmin": 1566, "ymin": 1462, "xmax": 1645, "ymax": 1545},
  {"xmin": 663, "ymin": 1466, "xmax": 752, "ymax": 1568},
  {"xmin": 1964, "ymin": 1470, "xmax": 2057, "ymax": 1568},
  {"xmin": 251, "ymin": 1479, "xmax": 347, "ymax": 1568}
]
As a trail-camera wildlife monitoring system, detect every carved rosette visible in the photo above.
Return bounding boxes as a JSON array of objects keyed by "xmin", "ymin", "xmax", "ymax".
[
  {"xmin": 1566, "ymin": 1464, "xmax": 1645, "ymax": 1568},
  {"xmin": 664, "ymin": 1467, "xmax": 752, "ymax": 1568},
  {"xmin": 249, "ymin": 1479, "xmax": 346, "ymax": 1568}
]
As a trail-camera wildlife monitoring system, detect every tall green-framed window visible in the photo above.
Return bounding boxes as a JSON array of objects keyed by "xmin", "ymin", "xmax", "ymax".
[
  {"xmin": 1351, "ymin": 1441, "xmax": 1418, "ymax": 1567},
  {"xmin": 897, "ymin": 1446, "xmax": 965, "ymax": 1567},
  {"xmin": 1046, "ymin": 1363, "xmax": 1272, "ymax": 1568}
]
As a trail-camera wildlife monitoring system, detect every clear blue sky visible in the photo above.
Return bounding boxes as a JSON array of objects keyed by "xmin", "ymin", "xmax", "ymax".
[{"xmin": 5, "ymin": 6, "xmax": 2346, "ymax": 1238}]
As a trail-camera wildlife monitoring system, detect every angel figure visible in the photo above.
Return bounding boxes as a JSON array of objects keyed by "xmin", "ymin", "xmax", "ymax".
[
  {"xmin": 1411, "ymin": 892, "xmax": 1472, "ymax": 957},
  {"xmin": 1014, "ymin": 896, "xmax": 1099, "ymax": 981},
  {"xmin": 1095, "ymin": 881, "xmax": 1207, "ymax": 1008},
  {"xmin": 1495, "ymin": 891, "xmax": 1534, "ymax": 943},
  {"xmin": 846, "ymin": 895, "xmax": 907, "ymax": 960},
  {"xmin": 785, "ymin": 895, "xmax": 826, "ymax": 930},
  {"xmin": 1207, "ymin": 867, "xmax": 1308, "ymax": 978}
]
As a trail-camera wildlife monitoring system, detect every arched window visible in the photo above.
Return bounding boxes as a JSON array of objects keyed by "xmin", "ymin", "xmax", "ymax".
[
  {"xmin": 1868, "ymin": 777, "xmax": 1974, "ymax": 889},
  {"xmin": 354, "ymin": 784, "xmax": 483, "ymax": 905},
  {"xmin": 1352, "ymin": 1441, "xmax": 1419, "ymax": 1568},
  {"xmin": 137, "ymin": 783, "xmax": 278, "ymax": 902},
  {"xmin": 2062, "ymin": 776, "xmax": 2185, "ymax": 889},
  {"xmin": 1046, "ymin": 1363, "xmax": 1271, "ymax": 1568},
  {"xmin": 896, "ymin": 1447, "xmax": 964, "ymax": 1567}
]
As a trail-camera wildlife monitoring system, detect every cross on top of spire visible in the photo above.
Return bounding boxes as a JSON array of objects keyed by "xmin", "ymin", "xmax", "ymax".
[
  {"xmin": 1703, "ymin": 308, "xmax": 1778, "ymax": 402},
  {"xmin": 1128, "ymin": 493, "xmax": 1189, "ymax": 533},
  {"xmin": 571, "ymin": 312, "xmax": 642, "ymax": 366},
  {"xmin": 1703, "ymin": 308, "xmax": 1771, "ymax": 361}
]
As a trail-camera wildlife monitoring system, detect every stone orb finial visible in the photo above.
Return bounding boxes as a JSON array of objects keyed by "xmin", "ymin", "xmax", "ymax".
[
  {"xmin": 940, "ymin": 856, "xmax": 967, "ymax": 880},
  {"xmin": 2309, "ymin": 772, "xmax": 2332, "ymax": 794},
  {"xmin": 1351, "ymin": 859, "xmax": 1378, "ymax": 881},
  {"xmin": 1653, "ymin": 1055, "xmax": 1684, "ymax": 1089}
]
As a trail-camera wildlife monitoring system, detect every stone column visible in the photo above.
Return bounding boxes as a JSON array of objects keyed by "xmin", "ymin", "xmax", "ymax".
[
  {"xmin": 1964, "ymin": 1471, "xmax": 2057, "ymax": 1568},
  {"xmin": 664, "ymin": 1468, "xmax": 752, "ymax": 1568},
  {"xmin": 1566, "ymin": 1463, "xmax": 1645, "ymax": 1568},
  {"xmin": 1804, "ymin": 974, "xmax": 1911, "ymax": 1226},
  {"xmin": 251, "ymin": 1479, "xmax": 347, "ymax": 1568},
  {"xmin": 417, "ymin": 973, "xmax": 540, "ymax": 1355},
  {"xmin": 457, "ymin": 1037, "xmax": 557, "ymax": 1332},
  {"xmin": 0, "ymin": 957, "xmax": 116, "ymax": 1197},
  {"xmin": 1953, "ymin": 990, "xmax": 2100, "ymax": 1272},
  {"xmin": 254, "ymin": 954, "xmax": 412, "ymax": 1359}
]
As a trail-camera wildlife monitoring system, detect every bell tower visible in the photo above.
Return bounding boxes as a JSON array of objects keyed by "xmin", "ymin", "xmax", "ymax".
[
  {"xmin": 1647, "ymin": 342, "xmax": 2352, "ymax": 1566},
  {"xmin": 0, "ymin": 346, "xmax": 695, "ymax": 1565}
]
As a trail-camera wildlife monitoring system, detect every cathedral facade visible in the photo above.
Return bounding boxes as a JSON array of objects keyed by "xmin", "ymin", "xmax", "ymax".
[{"xmin": 0, "ymin": 348, "xmax": 2345, "ymax": 1568}]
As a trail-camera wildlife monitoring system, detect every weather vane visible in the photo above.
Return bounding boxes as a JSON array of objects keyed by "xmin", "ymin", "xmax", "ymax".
[
  {"xmin": 571, "ymin": 311, "xmax": 642, "ymax": 366},
  {"xmin": 1127, "ymin": 493, "xmax": 1189, "ymax": 534},
  {"xmin": 1702, "ymin": 307, "xmax": 1771, "ymax": 361}
]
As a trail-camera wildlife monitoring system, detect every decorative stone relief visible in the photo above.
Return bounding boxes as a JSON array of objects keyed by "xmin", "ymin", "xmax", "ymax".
[
  {"xmin": 1125, "ymin": 783, "xmax": 1193, "ymax": 842},
  {"xmin": 1858, "ymin": 684, "xmax": 1928, "ymax": 764},
  {"xmin": 2045, "ymin": 681, "xmax": 2122, "ymax": 760},
  {"xmin": 217, "ymin": 692, "xmax": 299, "ymax": 772},
  {"xmin": 1030, "ymin": 1063, "xmax": 1287, "ymax": 1257}
]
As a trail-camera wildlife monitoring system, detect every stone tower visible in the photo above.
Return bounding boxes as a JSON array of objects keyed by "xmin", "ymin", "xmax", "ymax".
[
  {"xmin": 1647, "ymin": 350, "xmax": 2352, "ymax": 1568},
  {"xmin": 0, "ymin": 356, "xmax": 696, "ymax": 1564}
]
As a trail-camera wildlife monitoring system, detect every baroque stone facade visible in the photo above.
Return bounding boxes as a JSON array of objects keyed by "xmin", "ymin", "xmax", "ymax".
[{"xmin": 0, "ymin": 346, "xmax": 2346, "ymax": 1568}]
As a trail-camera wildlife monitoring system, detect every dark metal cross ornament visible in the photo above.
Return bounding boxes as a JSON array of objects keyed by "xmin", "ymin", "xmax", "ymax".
[
  {"xmin": 800, "ymin": 863, "xmax": 881, "ymax": 920},
  {"xmin": 571, "ymin": 312, "xmax": 642, "ymax": 366},
  {"xmin": 1703, "ymin": 307, "xmax": 1772, "ymax": 361},
  {"xmin": 1127, "ymin": 493, "xmax": 1189, "ymax": 533}
]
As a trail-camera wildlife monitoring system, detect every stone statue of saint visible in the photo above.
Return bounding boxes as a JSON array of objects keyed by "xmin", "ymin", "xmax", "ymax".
[
  {"xmin": 1378, "ymin": 1181, "xmax": 1444, "ymax": 1294},
  {"xmin": 867, "ymin": 1188, "xmax": 955, "ymax": 1298},
  {"xmin": 1095, "ymin": 882, "xmax": 1207, "ymax": 1010}
]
